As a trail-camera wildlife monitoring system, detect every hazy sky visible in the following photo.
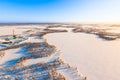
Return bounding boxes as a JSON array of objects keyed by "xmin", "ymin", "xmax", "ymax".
[{"xmin": 0, "ymin": 0, "xmax": 120, "ymax": 23}]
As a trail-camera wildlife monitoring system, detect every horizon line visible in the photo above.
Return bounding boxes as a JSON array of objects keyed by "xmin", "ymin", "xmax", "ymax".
[{"xmin": 0, "ymin": 22, "xmax": 120, "ymax": 25}]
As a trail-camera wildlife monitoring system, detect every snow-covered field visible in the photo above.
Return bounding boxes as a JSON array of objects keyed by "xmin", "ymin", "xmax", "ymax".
[
  {"xmin": 0, "ymin": 24, "xmax": 120, "ymax": 80},
  {"xmin": 0, "ymin": 24, "xmax": 85, "ymax": 80},
  {"xmin": 44, "ymin": 25, "xmax": 120, "ymax": 80},
  {"xmin": 45, "ymin": 32, "xmax": 120, "ymax": 80}
]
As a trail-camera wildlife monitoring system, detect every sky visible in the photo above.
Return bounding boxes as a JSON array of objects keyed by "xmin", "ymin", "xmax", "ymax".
[{"xmin": 0, "ymin": 0, "xmax": 120, "ymax": 23}]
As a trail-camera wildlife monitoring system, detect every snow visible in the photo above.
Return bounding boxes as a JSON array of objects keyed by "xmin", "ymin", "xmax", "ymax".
[
  {"xmin": 58, "ymin": 65, "xmax": 83, "ymax": 80},
  {"xmin": 106, "ymin": 27, "xmax": 120, "ymax": 33},
  {"xmin": 0, "ymin": 25, "xmax": 47, "ymax": 36},
  {"xmin": 44, "ymin": 31, "xmax": 120, "ymax": 80},
  {"xmin": 23, "ymin": 52, "xmax": 60, "ymax": 66},
  {"xmin": 0, "ymin": 45, "xmax": 29, "ymax": 67},
  {"xmin": 0, "ymin": 27, "xmax": 26, "ymax": 35},
  {"xmin": 21, "ymin": 36, "xmax": 45, "ymax": 43},
  {"xmin": 48, "ymin": 27, "xmax": 74, "ymax": 32},
  {"xmin": 0, "ymin": 44, "xmax": 7, "ymax": 49},
  {"xmin": 0, "ymin": 25, "xmax": 84, "ymax": 80},
  {"xmin": 2, "ymin": 24, "xmax": 120, "ymax": 80},
  {"xmin": 0, "ymin": 48, "xmax": 22, "ymax": 66}
]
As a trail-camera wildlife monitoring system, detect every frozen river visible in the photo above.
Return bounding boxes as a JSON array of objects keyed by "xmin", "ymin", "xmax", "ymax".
[{"xmin": 44, "ymin": 31, "xmax": 120, "ymax": 80}]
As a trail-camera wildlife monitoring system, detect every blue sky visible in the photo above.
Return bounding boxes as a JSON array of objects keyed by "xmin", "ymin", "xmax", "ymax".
[{"xmin": 0, "ymin": 0, "xmax": 120, "ymax": 23}]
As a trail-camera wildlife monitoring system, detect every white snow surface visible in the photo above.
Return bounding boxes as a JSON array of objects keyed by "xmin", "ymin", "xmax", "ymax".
[
  {"xmin": 44, "ymin": 31, "xmax": 120, "ymax": 80},
  {"xmin": 21, "ymin": 36, "xmax": 45, "ymax": 43},
  {"xmin": 0, "ymin": 25, "xmax": 84, "ymax": 80},
  {"xmin": 58, "ymin": 65, "xmax": 84, "ymax": 80},
  {"xmin": 49, "ymin": 27, "xmax": 74, "ymax": 32},
  {"xmin": 106, "ymin": 27, "xmax": 120, "ymax": 33},
  {"xmin": 2, "ymin": 25, "xmax": 120, "ymax": 80},
  {"xmin": 23, "ymin": 52, "xmax": 60, "ymax": 66},
  {"xmin": 0, "ymin": 48, "xmax": 22, "ymax": 66}
]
